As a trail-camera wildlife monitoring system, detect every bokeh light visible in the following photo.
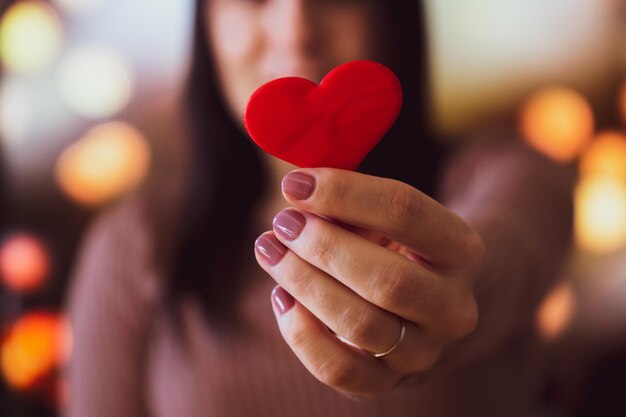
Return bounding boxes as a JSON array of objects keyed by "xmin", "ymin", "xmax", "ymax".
[
  {"xmin": 575, "ymin": 175, "xmax": 626, "ymax": 253},
  {"xmin": 0, "ymin": 77, "xmax": 32, "ymax": 145},
  {"xmin": 0, "ymin": 312, "xmax": 66, "ymax": 390},
  {"xmin": 0, "ymin": 233, "xmax": 50, "ymax": 294},
  {"xmin": 579, "ymin": 131, "xmax": 626, "ymax": 180},
  {"xmin": 53, "ymin": 0, "xmax": 103, "ymax": 16},
  {"xmin": 519, "ymin": 86, "xmax": 594, "ymax": 163},
  {"xmin": 0, "ymin": 0, "xmax": 62, "ymax": 74},
  {"xmin": 57, "ymin": 45, "xmax": 133, "ymax": 119},
  {"xmin": 536, "ymin": 280, "xmax": 576, "ymax": 342},
  {"xmin": 55, "ymin": 121, "xmax": 151, "ymax": 206}
]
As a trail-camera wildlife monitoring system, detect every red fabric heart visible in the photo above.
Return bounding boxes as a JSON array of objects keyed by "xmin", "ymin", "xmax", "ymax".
[{"xmin": 243, "ymin": 60, "xmax": 403, "ymax": 170}]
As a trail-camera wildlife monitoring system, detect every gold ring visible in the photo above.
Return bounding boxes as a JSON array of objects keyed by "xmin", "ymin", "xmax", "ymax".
[{"xmin": 369, "ymin": 319, "xmax": 406, "ymax": 358}]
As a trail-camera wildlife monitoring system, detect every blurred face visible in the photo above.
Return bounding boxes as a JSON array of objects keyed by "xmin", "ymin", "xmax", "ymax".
[{"xmin": 205, "ymin": 0, "xmax": 388, "ymax": 124}]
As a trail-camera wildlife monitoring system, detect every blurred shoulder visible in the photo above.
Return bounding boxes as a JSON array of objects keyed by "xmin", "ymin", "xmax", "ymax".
[
  {"xmin": 442, "ymin": 125, "xmax": 559, "ymax": 175},
  {"xmin": 438, "ymin": 125, "xmax": 576, "ymax": 204},
  {"xmin": 69, "ymin": 183, "xmax": 183, "ymax": 310},
  {"xmin": 82, "ymin": 179, "xmax": 182, "ymax": 259}
]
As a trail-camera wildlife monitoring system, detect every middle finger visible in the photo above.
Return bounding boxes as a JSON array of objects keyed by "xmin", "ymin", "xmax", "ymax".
[
  {"xmin": 255, "ymin": 232, "xmax": 441, "ymax": 374},
  {"xmin": 272, "ymin": 208, "xmax": 451, "ymax": 334},
  {"xmin": 255, "ymin": 231, "xmax": 403, "ymax": 355}
]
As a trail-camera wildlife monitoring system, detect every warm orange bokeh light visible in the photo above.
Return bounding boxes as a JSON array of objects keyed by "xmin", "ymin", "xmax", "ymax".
[
  {"xmin": 580, "ymin": 131, "xmax": 626, "ymax": 180},
  {"xmin": 520, "ymin": 86, "xmax": 594, "ymax": 163},
  {"xmin": 575, "ymin": 175, "xmax": 626, "ymax": 253},
  {"xmin": 0, "ymin": 312, "xmax": 67, "ymax": 390},
  {"xmin": 536, "ymin": 280, "xmax": 576, "ymax": 342},
  {"xmin": 55, "ymin": 121, "xmax": 151, "ymax": 206},
  {"xmin": 0, "ymin": 233, "xmax": 50, "ymax": 293}
]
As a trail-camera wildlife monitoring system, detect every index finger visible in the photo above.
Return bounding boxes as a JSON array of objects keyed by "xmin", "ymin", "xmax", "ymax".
[{"xmin": 281, "ymin": 168, "xmax": 483, "ymax": 270}]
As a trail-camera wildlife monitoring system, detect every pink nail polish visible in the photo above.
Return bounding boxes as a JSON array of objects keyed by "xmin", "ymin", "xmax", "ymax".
[
  {"xmin": 273, "ymin": 210, "xmax": 306, "ymax": 241},
  {"xmin": 255, "ymin": 234, "xmax": 287, "ymax": 266},
  {"xmin": 282, "ymin": 172, "xmax": 315, "ymax": 200},
  {"xmin": 272, "ymin": 286, "xmax": 295, "ymax": 315}
]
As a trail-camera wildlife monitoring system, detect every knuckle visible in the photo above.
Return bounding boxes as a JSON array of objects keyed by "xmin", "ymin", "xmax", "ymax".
[
  {"xmin": 325, "ymin": 173, "xmax": 351, "ymax": 209},
  {"xmin": 286, "ymin": 262, "xmax": 317, "ymax": 296},
  {"xmin": 288, "ymin": 320, "xmax": 311, "ymax": 351},
  {"xmin": 384, "ymin": 183, "xmax": 420, "ymax": 231},
  {"xmin": 463, "ymin": 229, "xmax": 485, "ymax": 271},
  {"xmin": 370, "ymin": 262, "xmax": 417, "ymax": 309},
  {"xmin": 443, "ymin": 294, "xmax": 479, "ymax": 339},
  {"xmin": 341, "ymin": 308, "xmax": 382, "ymax": 347},
  {"xmin": 317, "ymin": 357, "xmax": 360, "ymax": 390},
  {"xmin": 311, "ymin": 230, "xmax": 337, "ymax": 270}
]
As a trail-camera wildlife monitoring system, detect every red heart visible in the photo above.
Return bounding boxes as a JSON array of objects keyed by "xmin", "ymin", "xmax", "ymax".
[{"xmin": 243, "ymin": 60, "xmax": 403, "ymax": 170}]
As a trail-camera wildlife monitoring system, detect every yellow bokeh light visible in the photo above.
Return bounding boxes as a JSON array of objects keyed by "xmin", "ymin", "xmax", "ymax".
[
  {"xmin": 519, "ymin": 86, "xmax": 594, "ymax": 163},
  {"xmin": 0, "ymin": 312, "xmax": 64, "ymax": 390},
  {"xmin": 58, "ymin": 45, "xmax": 133, "ymax": 119},
  {"xmin": 575, "ymin": 175, "xmax": 626, "ymax": 253},
  {"xmin": 0, "ymin": 0, "xmax": 62, "ymax": 74},
  {"xmin": 0, "ymin": 233, "xmax": 50, "ymax": 293},
  {"xmin": 55, "ymin": 121, "xmax": 151, "ymax": 206},
  {"xmin": 580, "ymin": 131, "xmax": 626, "ymax": 180},
  {"xmin": 536, "ymin": 281, "xmax": 576, "ymax": 342}
]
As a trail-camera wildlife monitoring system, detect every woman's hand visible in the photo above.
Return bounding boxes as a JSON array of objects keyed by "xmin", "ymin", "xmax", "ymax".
[{"xmin": 254, "ymin": 168, "xmax": 485, "ymax": 398}]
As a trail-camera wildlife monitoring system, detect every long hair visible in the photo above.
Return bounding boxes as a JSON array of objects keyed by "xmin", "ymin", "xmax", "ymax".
[{"xmin": 156, "ymin": 0, "xmax": 444, "ymax": 332}]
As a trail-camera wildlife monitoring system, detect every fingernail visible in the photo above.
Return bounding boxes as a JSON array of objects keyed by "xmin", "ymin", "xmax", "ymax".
[
  {"xmin": 272, "ymin": 286, "xmax": 295, "ymax": 316},
  {"xmin": 282, "ymin": 172, "xmax": 315, "ymax": 200},
  {"xmin": 273, "ymin": 210, "xmax": 306, "ymax": 241},
  {"xmin": 255, "ymin": 233, "xmax": 287, "ymax": 266}
]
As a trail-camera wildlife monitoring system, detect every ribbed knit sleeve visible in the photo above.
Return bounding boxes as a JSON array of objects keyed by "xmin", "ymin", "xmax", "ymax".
[
  {"xmin": 64, "ymin": 197, "xmax": 163, "ymax": 417},
  {"xmin": 432, "ymin": 136, "xmax": 575, "ymax": 372}
]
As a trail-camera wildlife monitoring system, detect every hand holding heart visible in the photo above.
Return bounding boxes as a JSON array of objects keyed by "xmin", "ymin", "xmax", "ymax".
[
  {"xmin": 249, "ymin": 62, "xmax": 485, "ymax": 397},
  {"xmin": 254, "ymin": 168, "xmax": 483, "ymax": 397}
]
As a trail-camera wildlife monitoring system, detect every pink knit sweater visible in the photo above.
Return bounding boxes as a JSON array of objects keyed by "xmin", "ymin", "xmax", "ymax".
[{"xmin": 65, "ymin": 138, "xmax": 574, "ymax": 417}]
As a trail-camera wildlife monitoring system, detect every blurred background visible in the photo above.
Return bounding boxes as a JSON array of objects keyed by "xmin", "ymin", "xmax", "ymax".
[{"xmin": 0, "ymin": 0, "xmax": 625, "ymax": 416}]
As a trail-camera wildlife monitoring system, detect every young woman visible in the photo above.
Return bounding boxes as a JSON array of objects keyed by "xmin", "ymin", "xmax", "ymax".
[{"xmin": 65, "ymin": 1, "xmax": 574, "ymax": 416}]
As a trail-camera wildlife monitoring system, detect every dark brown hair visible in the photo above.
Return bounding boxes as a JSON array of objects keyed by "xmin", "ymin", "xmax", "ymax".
[{"xmin": 160, "ymin": 0, "xmax": 444, "ymax": 332}]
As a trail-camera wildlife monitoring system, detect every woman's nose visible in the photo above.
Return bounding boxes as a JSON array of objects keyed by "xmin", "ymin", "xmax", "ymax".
[{"xmin": 264, "ymin": 0, "xmax": 319, "ymax": 59}]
